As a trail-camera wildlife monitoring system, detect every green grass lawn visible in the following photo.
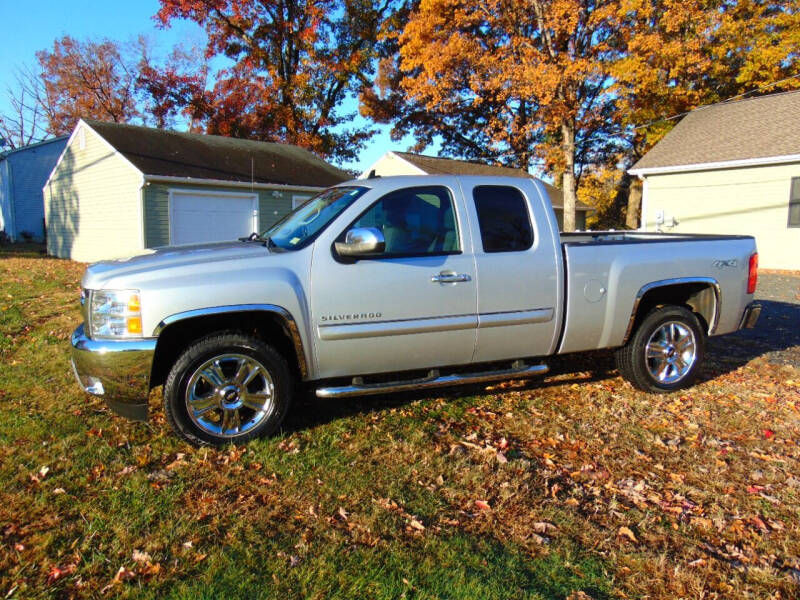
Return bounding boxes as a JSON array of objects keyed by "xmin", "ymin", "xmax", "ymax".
[{"xmin": 1, "ymin": 246, "xmax": 798, "ymax": 599}]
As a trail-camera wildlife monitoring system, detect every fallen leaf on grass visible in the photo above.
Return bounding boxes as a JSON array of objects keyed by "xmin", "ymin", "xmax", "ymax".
[
  {"xmin": 688, "ymin": 558, "xmax": 706, "ymax": 567},
  {"xmin": 474, "ymin": 500, "xmax": 491, "ymax": 511},
  {"xmin": 113, "ymin": 566, "xmax": 135, "ymax": 583},
  {"xmin": 617, "ymin": 526, "xmax": 638, "ymax": 543},
  {"xmin": 46, "ymin": 563, "xmax": 76, "ymax": 584},
  {"xmin": 533, "ymin": 522, "xmax": 557, "ymax": 534},
  {"xmin": 132, "ymin": 549, "xmax": 152, "ymax": 564},
  {"xmin": 408, "ymin": 518, "xmax": 425, "ymax": 531}
]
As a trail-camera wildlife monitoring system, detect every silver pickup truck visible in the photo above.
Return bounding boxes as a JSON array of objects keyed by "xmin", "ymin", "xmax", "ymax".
[{"xmin": 71, "ymin": 175, "xmax": 761, "ymax": 446}]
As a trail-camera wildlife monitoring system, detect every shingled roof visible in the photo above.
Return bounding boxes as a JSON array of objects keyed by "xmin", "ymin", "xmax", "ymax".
[
  {"xmin": 392, "ymin": 152, "xmax": 591, "ymax": 210},
  {"xmin": 86, "ymin": 120, "xmax": 350, "ymax": 187},
  {"xmin": 629, "ymin": 90, "xmax": 800, "ymax": 174}
]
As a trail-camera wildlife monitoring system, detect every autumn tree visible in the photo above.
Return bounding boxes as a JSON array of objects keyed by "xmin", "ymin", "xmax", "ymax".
[
  {"xmin": 365, "ymin": 0, "xmax": 627, "ymax": 230},
  {"xmin": 35, "ymin": 36, "xmax": 140, "ymax": 136},
  {"xmin": 155, "ymin": 0, "xmax": 393, "ymax": 162},
  {"xmin": 136, "ymin": 42, "xmax": 208, "ymax": 130}
]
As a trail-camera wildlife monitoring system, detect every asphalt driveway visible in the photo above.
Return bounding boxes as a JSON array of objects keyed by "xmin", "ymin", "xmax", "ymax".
[{"xmin": 707, "ymin": 272, "xmax": 800, "ymax": 368}]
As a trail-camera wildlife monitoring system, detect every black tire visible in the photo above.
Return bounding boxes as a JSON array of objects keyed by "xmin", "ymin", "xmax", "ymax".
[
  {"xmin": 615, "ymin": 305, "xmax": 705, "ymax": 393},
  {"xmin": 163, "ymin": 331, "xmax": 293, "ymax": 446}
]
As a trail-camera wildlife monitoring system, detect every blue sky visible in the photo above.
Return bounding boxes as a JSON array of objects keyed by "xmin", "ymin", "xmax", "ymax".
[{"xmin": 0, "ymin": 0, "xmax": 415, "ymax": 172}]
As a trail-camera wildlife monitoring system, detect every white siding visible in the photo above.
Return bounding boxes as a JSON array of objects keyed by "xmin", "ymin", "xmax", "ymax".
[
  {"xmin": 643, "ymin": 163, "xmax": 800, "ymax": 270},
  {"xmin": 44, "ymin": 124, "xmax": 143, "ymax": 262}
]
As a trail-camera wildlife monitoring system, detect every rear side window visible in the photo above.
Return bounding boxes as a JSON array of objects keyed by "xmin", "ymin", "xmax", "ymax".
[{"xmin": 473, "ymin": 186, "xmax": 534, "ymax": 252}]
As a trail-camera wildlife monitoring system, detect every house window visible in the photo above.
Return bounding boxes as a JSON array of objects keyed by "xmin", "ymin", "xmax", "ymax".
[
  {"xmin": 292, "ymin": 194, "xmax": 312, "ymax": 210},
  {"xmin": 790, "ymin": 178, "xmax": 800, "ymax": 228}
]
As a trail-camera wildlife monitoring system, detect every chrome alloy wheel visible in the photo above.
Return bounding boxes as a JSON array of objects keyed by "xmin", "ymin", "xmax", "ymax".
[
  {"xmin": 644, "ymin": 321, "xmax": 697, "ymax": 384},
  {"xmin": 185, "ymin": 354, "xmax": 275, "ymax": 438}
]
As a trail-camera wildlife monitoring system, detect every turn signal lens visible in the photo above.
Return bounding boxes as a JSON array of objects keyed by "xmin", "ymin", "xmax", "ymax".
[
  {"xmin": 747, "ymin": 252, "xmax": 758, "ymax": 294},
  {"xmin": 128, "ymin": 294, "xmax": 141, "ymax": 313},
  {"xmin": 127, "ymin": 316, "xmax": 143, "ymax": 335}
]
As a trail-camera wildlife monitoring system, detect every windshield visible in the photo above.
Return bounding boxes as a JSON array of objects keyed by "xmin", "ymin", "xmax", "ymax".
[{"xmin": 261, "ymin": 186, "xmax": 368, "ymax": 251}]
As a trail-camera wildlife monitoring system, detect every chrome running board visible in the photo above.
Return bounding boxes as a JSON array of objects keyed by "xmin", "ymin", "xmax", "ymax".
[{"xmin": 315, "ymin": 361, "xmax": 549, "ymax": 399}]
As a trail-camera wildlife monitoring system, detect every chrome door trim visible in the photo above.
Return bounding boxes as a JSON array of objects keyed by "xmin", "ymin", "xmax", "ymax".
[
  {"xmin": 622, "ymin": 277, "xmax": 721, "ymax": 344},
  {"xmin": 317, "ymin": 314, "xmax": 477, "ymax": 341},
  {"xmin": 478, "ymin": 308, "xmax": 554, "ymax": 328},
  {"xmin": 153, "ymin": 304, "xmax": 308, "ymax": 378}
]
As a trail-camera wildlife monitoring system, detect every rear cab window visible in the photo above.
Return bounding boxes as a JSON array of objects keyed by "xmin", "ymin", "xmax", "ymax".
[{"xmin": 472, "ymin": 185, "xmax": 534, "ymax": 252}]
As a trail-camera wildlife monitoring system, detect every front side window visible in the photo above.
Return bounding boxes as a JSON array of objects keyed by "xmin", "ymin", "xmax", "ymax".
[
  {"xmin": 263, "ymin": 186, "xmax": 368, "ymax": 250},
  {"xmin": 790, "ymin": 178, "xmax": 800, "ymax": 228},
  {"xmin": 348, "ymin": 186, "xmax": 460, "ymax": 256},
  {"xmin": 473, "ymin": 185, "xmax": 534, "ymax": 252}
]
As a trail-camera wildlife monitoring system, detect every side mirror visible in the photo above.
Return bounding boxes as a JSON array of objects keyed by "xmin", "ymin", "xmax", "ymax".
[{"xmin": 334, "ymin": 227, "xmax": 385, "ymax": 257}]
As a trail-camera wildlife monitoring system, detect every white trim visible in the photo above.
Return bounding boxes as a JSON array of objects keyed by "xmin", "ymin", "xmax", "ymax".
[
  {"xmin": 167, "ymin": 187, "xmax": 259, "ymax": 246},
  {"xmin": 358, "ymin": 151, "xmax": 428, "ymax": 178},
  {"xmin": 629, "ymin": 153, "xmax": 800, "ymax": 176},
  {"xmin": 138, "ymin": 175, "xmax": 146, "ymax": 250},
  {"xmin": 146, "ymin": 174, "xmax": 323, "ymax": 193},
  {"xmin": 43, "ymin": 119, "xmax": 143, "ymax": 191},
  {"xmin": 638, "ymin": 175, "xmax": 648, "ymax": 231}
]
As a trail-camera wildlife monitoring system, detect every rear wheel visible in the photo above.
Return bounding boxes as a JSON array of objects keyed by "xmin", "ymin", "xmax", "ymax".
[
  {"xmin": 615, "ymin": 305, "xmax": 705, "ymax": 393},
  {"xmin": 163, "ymin": 331, "xmax": 292, "ymax": 446}
]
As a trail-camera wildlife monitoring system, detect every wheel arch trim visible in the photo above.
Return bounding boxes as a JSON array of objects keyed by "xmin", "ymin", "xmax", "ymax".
[
  {"xmin": 153, "ymin": 304, "xmax": 308, "ymax": 379},
  {"xmin": 622, "ymin": 277, "xmax": 721, "ymax": 345}
]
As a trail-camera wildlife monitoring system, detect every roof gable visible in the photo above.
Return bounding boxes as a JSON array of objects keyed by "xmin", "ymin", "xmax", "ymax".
[
  {"xmin": 630, "ymin": 90, "xmax": 800, "ymax": 174},
  {"xmin": 389, "ymin": 152, "xmax": 591, "ymax": 211},
  {"xmin": 84, "ymin": 120, "xmax": 349, "ymax": 187}
]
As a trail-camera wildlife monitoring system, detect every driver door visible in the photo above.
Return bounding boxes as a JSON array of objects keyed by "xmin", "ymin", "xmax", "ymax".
[{"xmin": 309, "ymin": 183, "xmax": 478, "ymax": 379}]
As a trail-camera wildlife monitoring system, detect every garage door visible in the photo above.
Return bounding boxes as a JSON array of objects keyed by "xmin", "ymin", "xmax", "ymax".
[{"xmin": 170, "ymin": 191, "xmax": 258, "ymax": 246}]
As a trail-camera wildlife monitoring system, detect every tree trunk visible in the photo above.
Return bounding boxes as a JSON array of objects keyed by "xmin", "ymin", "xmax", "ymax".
[
  {"xmin": 561, "ymin": 122, "xmax": 577, "ymax": 232},
  {"xmin": 626, "ymin": 177, "xmax": 642, "ymax": 230}
]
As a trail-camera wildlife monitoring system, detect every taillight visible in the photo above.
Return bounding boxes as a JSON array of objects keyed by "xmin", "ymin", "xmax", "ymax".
[{"xmin": 747, "ymin": 252, "xmax": 758, "ymax": 294}]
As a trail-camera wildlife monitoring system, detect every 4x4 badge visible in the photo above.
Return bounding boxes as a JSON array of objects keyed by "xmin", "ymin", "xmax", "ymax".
[{"xmin": 713, "ymin": 259, "xmax": 737, "ymax": 268}]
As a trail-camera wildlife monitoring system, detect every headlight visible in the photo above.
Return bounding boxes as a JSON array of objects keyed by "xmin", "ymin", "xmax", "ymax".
[{"xmin": 88, "ymin": 289, "xmax": 143, "ymax": 339}]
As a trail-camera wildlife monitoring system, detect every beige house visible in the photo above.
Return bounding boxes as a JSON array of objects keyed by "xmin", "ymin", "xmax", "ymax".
[
  {"xmin": 629, "ymin": 90, "xmax": 800, "ymax": 270},
  {"xmin": 362, "ymin": 151, "xmax": 591, "ymax": 230},
  {"xmin": 43, "ymin": 120, "xmax": 349, "ymax": 262}
]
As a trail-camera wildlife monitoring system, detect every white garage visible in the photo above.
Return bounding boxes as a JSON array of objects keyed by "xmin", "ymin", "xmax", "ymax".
[
  {"xmin": 169, "ymin": 190, "xmax": 258, "ymax": 246},
  {"xmin": 43, "ymin": 119, "xmax": 350, "ymax": 262}
]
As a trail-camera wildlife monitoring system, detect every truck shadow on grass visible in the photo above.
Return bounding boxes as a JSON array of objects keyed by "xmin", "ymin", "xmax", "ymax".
[{"xmin": 285, "ymin": 299, "xmax": 799, "ymax": 434}]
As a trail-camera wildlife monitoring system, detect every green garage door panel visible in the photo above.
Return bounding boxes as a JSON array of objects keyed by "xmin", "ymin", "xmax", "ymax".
[{"xmin": 143, "ymin": 183, "xmax": 294, "ymax": 248}]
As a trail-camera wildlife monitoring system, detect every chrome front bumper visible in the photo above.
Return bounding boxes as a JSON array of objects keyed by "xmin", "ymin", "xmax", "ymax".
[
  {"xmin": 70, "ymin": 324, "xmax": 156, "ymax": 422},
  {"xmin": 738, "ymin": 302, "xmax": 762, "ymax": 330}
]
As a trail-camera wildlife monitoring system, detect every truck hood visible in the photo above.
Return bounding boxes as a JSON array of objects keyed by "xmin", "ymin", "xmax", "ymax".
[{"xmin": 82, "ymin": 241, "xmax": 273, "ymax": 289}]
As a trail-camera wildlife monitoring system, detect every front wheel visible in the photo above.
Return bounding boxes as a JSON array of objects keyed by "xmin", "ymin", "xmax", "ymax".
[
  {"xmin": 163, "ymin": 332, "xmax": 293, "ymax": 446},
  {"xmin": 615, "ymin": 305, "xmax": 705, "ymax": 393}
]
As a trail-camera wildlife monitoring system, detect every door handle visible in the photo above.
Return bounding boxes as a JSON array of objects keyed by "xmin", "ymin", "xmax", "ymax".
[{"xmin": 431, "ymin": 271, "xmax": 471, "ymax": 283}]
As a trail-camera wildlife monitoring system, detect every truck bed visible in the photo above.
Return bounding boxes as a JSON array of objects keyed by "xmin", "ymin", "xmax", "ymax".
[{"xmin": 556, "ymin": 231, "xmax": 756, "ymax": 355}]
